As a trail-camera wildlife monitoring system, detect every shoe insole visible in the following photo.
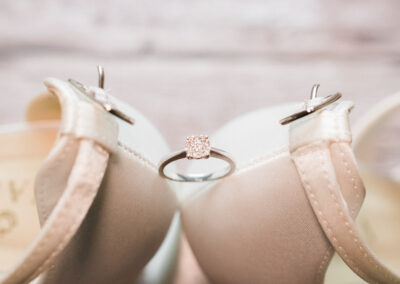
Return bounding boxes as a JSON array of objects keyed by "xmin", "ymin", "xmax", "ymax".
[{"xmin": 0, "ymin": 124, "xmax": 58, "ymax": 273}]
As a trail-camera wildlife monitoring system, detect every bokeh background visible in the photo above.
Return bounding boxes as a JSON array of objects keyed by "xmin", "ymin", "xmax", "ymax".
[{"xmin": 1, "ymin": 0, "xmax": 400, "ymax": 146}]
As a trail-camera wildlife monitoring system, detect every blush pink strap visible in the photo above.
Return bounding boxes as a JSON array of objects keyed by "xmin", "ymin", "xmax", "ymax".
[
  {"xmin": 289, "ymin": 102, "xmax": 400, "ymax": 284},
  {"xmin": 0, "ymin": 139, "xmax": 109, "ymax": 284},
  {"xmin": 291, "ymin": 142, "xmax": 400, "ymax": 284},
  {"xmin": 0, "ymin": 78, "xmax": 119, "ymax": 284},
  {"xmin": 0, "ymin": 79, "xmax": 119, "ymax": 284}
]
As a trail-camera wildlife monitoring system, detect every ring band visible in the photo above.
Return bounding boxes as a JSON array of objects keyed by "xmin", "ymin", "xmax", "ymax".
[{"xmin": 158, "ymin": 135, "xmax": 236, "ymax": 182}]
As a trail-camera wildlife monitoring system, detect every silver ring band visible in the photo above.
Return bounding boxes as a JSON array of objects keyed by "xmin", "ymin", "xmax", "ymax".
[{"xmin": 158, "ymin": 136, "xmax": 235, "ymax": 182}]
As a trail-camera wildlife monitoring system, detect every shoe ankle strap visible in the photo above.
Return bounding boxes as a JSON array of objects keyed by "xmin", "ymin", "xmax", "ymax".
[
  {"xmin": 289, "ymin": 100, "xmax": 400, "ymax": 284},
  {"xmin": 1, "ymin": 80, "xmax": 117, "ymax": 284},
  {"xmin": 1, "ymin": 140, "xmax": 109, "ymax": 284}
]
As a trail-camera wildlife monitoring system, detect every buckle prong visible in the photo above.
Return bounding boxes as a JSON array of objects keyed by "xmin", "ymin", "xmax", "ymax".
[
  {"xmin": 310, "ymin": 84, "xmax": 320, "ymax": 100},
  {"xmin": 97, "ymin": 65, "xmax": 105, "ymax": 89},
  {"xmin": 68, "ymin": 66, "xmax": 135, "ymax": 125}
]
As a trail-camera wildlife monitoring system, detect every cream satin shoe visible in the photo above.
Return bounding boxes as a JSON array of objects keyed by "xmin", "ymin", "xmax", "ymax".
[
  {"xmin": 0, "ymin": 71, "xmax": 179, "ymax": 284},
  {"xmin": 180, "ymin": 88, "xmax": 400, "ymax": 284}
]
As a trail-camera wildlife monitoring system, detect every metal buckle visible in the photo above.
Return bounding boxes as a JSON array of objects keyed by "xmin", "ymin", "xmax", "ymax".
[
  {"xmin": 279, "ymin": 84, "xmax": 341, "ymax": 125},
  {"xmin": 68, "ymin": 65, "xmax": 135, "ymax": 125}
]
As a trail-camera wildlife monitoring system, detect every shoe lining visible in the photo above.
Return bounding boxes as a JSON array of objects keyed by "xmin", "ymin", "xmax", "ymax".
[{"xmin": 0, "ymin": 124, "xmax": 58, "ymax": 273}]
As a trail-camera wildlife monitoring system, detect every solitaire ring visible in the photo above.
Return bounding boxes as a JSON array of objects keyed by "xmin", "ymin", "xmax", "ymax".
[{"xmin": 158, "ymin": 135, "xmax": 236, "ymax": 182}]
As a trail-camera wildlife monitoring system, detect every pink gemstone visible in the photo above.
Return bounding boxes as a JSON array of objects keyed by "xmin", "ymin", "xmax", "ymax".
[{"xmin": 185, "ymin": 135, "xmax": 211, "ymax": 159}]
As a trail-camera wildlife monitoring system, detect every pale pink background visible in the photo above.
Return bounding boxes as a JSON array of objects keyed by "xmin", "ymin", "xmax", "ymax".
[{"xmin": 1, "ymin": 0, "xmax": 400, "ymax": 146}]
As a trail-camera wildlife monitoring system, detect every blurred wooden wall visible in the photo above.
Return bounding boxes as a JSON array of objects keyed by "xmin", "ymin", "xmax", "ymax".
[{"xmin": 0, "ymin": 0, "xmax": 399, "ymax": 145}]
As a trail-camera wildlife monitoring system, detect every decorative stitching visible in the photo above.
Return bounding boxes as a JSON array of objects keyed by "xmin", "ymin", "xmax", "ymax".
[
  {"xmin": 338, "ymin": 143, "xmax": 360, "ymax": 213},
  {"xmin": 235, "ymin": 146, "xmax": 288, "ymax": 174},
  {"xmin": 317, "ymin": 146, "xmax": 387, "ymax": 284},
  {"xmin": 119, "ymin": 143, "xmax": 287, "ymax": 177},
  {"xmin": 293, "ymin": 146, "xmax": 372, "ymax": 283},
  {"xmin": 296, "ymin": 143, "xmax": 399, "ymax": 283},
  {"xmin": 321, "ymin": 146, "xmax": 387, "ymax": 282},
  {"xmin": 315, "ymin": 247, "xmax": 333, "ymax": 283},
  {"xmin": 334, "ymin": 143, "xmax": 399, "ymax": 283},
  {"xmin": 117, "ymin": 142, "xmax": 158, "ymax": 172},
  {"xmin": 290, "ymin": 109, "xmax": 398, "ymax": 283},
  {"xmin": 316, "ymin": 149, "xmax": 363, "ymax": 277}
]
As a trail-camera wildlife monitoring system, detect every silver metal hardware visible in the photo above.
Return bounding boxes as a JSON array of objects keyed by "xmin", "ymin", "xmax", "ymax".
[
  {"xmin": 68, "ymin": 65, "xmax": 135, "ymax": 125},
  {"xmin": 280, "ymin": 84, "xmax": 341, "ymax": 125}
]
